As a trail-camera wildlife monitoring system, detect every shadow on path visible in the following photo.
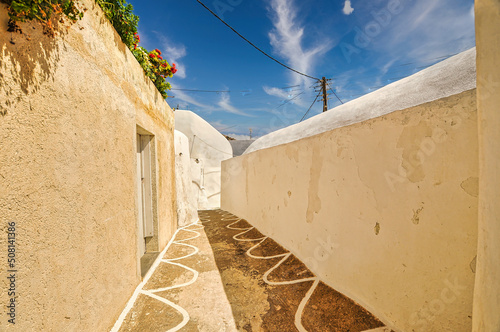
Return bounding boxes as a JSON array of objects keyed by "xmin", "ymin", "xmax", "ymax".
[{"xmin": 201, "ymin": 209, "xmax": 386, "ymax": 332}]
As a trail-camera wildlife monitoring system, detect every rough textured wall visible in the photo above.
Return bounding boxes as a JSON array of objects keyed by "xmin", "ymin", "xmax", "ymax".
[
  {"xmin": 175, "ymin": 110, "xmax": 232, "ymax": 209},
  {"xmin": 473, "ymin": 0, "xmax": 500, "ymax": 331},
  {"xmin": 0, "ymin": 0, "xmax": 176, "ymax": 331},
  {"xmin": 222, "ymin": 90, "xmax": 478, "ymax": 332},
  {"xmin": 174, "ymin": 130, "xmax": 198, "ymax": 227}
]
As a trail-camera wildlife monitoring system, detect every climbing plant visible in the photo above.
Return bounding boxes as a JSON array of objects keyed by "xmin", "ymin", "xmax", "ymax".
[
  {"xmin": 131, "ymin": 46, "xmax": 177, "ymax": 98},
  {"xmin": 95, "ymin": 0, "xmax": 177, "ymax": 98},
  {"xmin": 2, "ymin": 0, "xmax": 177, "ymax": 98},
  {"xmin": 95, "ymin": 0, "xmax": 137, "ymax": 48},
  {"xmin": 2, "ymin": 0, "xmax": 83, "ymax": 35}
]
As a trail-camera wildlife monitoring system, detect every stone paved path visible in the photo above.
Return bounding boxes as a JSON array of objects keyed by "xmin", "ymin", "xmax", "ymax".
[{"xmin": 111, "ymin": 210, "xmax": 392, "ymax": 332}]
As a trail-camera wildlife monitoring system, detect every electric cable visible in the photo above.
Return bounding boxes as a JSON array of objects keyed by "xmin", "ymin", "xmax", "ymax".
[
  {"xmin": 326, "ymin": 81, "xmax": 344, "ymax": 105},
  {"xmin": 171, "ymin": 88, "xmax": 230, "ymax": 93},
  {"xmin": 300, "ymin": 92, "xmax": 322, "ymax": 122},
  {"xmin": 195, "ymin": 0, "xmax": 320, "ymax": 81},
  {"xmin": 274, "ymin": 91, "xmax": 306, "ymax": 110}
]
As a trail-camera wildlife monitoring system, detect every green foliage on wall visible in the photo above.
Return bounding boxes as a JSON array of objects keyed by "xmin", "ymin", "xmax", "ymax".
[
  {"xmin": 3, "ymin": 0, "xmax": 83, "ymax": 36},
  {"xmin": 95, "ymin": 0, "xmax": 137, "ymax": 49},
  {"xmin": 95, "ymin": 0, "xmax": 177, "ymax": 99},
  {"xmin": 2, "ymin": 0, "xmax": 177, "ymax": 99}
]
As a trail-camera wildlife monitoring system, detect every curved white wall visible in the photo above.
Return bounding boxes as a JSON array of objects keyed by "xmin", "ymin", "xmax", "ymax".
[
  {"xmin": 175, "ymin": 111, "xmax": 232, "ymax": 209},
  {"xmin": 174, "ymin": 130, "xmax": 198, "ymax": 226}
]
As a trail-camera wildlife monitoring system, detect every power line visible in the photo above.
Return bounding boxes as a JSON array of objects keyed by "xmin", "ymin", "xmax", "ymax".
[
  {"xmin": 326, "ymin": 82, "xmax": 344, "ymax": 105},
  {"xmin": 274, "ymin": 91, "xmax": 306, "ymax": 110},
  {"xmin": 171, "ymin": 88, "xmax": 231, "ymax": 93},
  {"xmin": 192, "ymin": 135, "xmax": 233, "ymax": 156},
  {"xmin": 218, "ymin": 124, "xmax": 239, "ymax": 131},
  {"xmin": 300, "ymin": 92, "xmax": 322, "ymax": 122},
  {"xmin": 195, "ymin": 0, "xmax": 320, "ymax": 81},
  {"xmin": 273, "ymin": 81, "xmax": 317, "ymax": 110},
  {"xmin": 281, "ymin": 85, "xmax": 301, "ymax": 89},
  {"xmin": 331, "ymin": 52, "xmax": 459, "ymax": 83},
  {"xmin": 348, "ymin": 63, "xmax": 435, "ymax": 86},
  {"xmin": 396, "ymin": 53, "xmax": 458, "ymax": 67}
]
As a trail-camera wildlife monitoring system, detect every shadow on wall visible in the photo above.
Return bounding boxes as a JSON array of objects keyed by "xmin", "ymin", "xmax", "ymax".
[{"xmin": 0, "ymin": 6, "xmax": 64, "ymax": 115}]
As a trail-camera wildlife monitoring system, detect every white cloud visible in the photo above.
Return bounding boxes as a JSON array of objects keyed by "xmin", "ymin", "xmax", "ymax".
[
  {"xmin": 268, "ymin": 0, "xmax": 333, "ymax": 87},
  {"xmin": 343, "ymin": 0, "xmax": 354, "ymax": 15},
  {"xmin": 210, "ymin": 120, "xmax": 239, "ymax": 133},
  {"xmin": 366, "ymin": 0, "xmax": 475, "ymax": 64},
  {"xmin": 171, "ymin": 88, "xmax": 212, "ymax": 110},
  {"xmin": 163, "ymin": 45, "xmax": 187, "ymax": 79},
  {"xmin": 263, "ymin": 85, "xmax": 309, "ymax": 108},
  {"xmin": 263, "ymin": 86, "xmax": 290, "ymax": 100},
  {"xmin": 154, "ymin": 32, "xmax": 188, "ymax": 79},
  {"xmin": 209, "ymin": 122, "xmax": 257, "ymax": 140},
  {"xmin": 217, "ymin": 93, "xmax": 253, "ymax": 117},
  {"xmin": 170, "ymin": 88, "xmax": 254, "ymax": 116}
]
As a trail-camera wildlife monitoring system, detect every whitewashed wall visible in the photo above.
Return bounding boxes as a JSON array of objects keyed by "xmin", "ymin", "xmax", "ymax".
[
  {"xmin": 175, "ymin": 111, "xmax": 232, "ymax": 209},
  {"xmin": 174, "ymin": 131, "xmax": 198, "ymax": 226}
]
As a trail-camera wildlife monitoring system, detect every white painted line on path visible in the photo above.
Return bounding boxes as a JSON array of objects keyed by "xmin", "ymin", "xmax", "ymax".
[
  {"xmin": 225, "ymin": 214, "xmax": 319, "ymax": 332},
  {"xmin": 111, "ymin": 220, "xmax": 203, "ymax": 332}
]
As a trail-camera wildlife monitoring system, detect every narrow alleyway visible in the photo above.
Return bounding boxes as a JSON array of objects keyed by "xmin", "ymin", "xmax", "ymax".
[{"xmin": 113, "ymin": 210, "xmax": 392, "ymax": 332}]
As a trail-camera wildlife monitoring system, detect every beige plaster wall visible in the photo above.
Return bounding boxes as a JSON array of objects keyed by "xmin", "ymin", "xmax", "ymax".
[
  {"xmin": 0, "ymin": 1, "xmax": 176, "ymax": 331},
  {"xmin": 473, "ymin": 1, "xmax": 500, "ymax": 331},
  {"xmin": 222, "ymin": 90, "xmax": 478, "ymax": 331}
]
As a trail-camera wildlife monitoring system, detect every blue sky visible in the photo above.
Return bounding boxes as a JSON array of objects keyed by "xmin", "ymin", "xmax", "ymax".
[{"xmin": 128, "ymin": 0, "xmax": 476, "ymax": 139}]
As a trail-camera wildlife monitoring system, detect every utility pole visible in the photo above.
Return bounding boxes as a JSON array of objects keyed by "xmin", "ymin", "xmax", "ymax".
[{"xmin": 321, "ymin": 77, "xmax": 328, "ymax": 112}]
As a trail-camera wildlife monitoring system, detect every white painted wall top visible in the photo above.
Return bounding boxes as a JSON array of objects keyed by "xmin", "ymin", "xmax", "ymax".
[{"xmin": 245, "ymin": 48, "xmax": 477, "ymax": 154}]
